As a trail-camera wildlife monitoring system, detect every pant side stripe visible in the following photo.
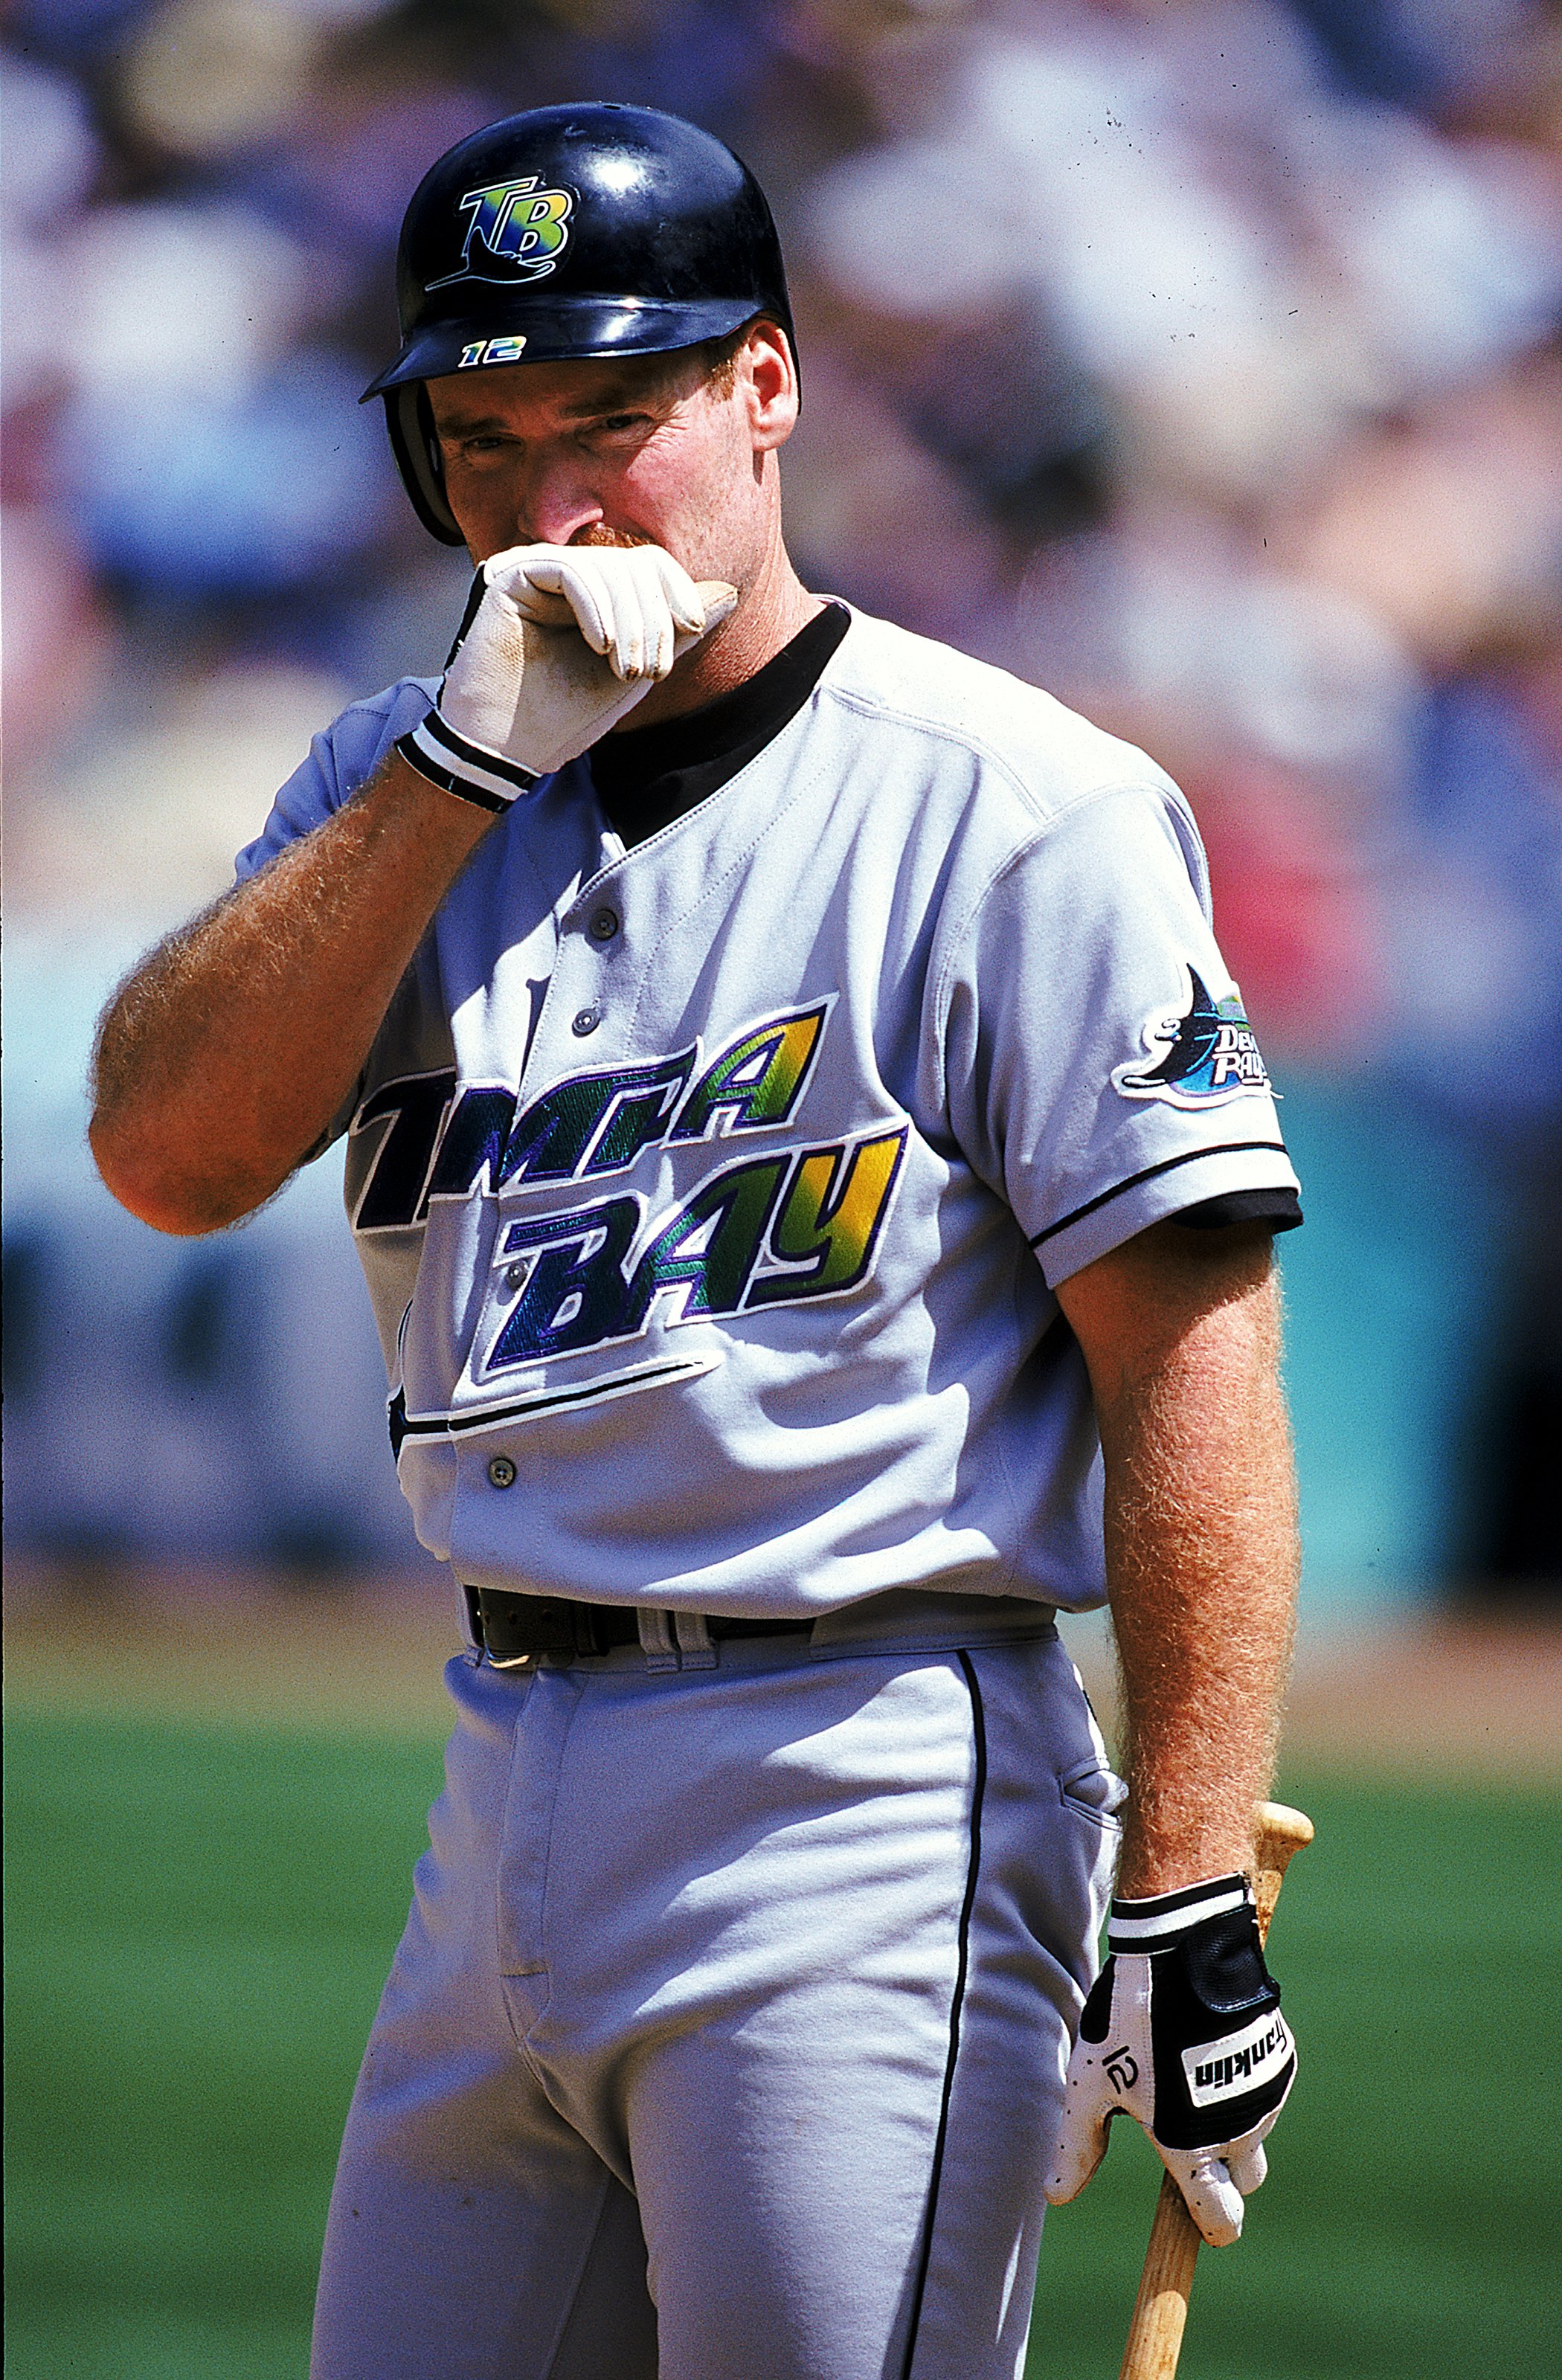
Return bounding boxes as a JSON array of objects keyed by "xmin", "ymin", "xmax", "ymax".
[{"xmin": 899, "ymin": 1647, "xmax": 988, "ymax": 2380}]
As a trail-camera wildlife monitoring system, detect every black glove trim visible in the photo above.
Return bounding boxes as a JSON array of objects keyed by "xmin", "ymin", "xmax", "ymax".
[
  {"xmin": 396, "ymin": 709, "xmax": 540, "ymax": 814},
  {"xmin": 443, "ymin": 568, "xmax": 488, "ymax": 670},
  {"xmin": 1108, "ymin": 1871, "xmax": 1248, "ymax": 1952}
]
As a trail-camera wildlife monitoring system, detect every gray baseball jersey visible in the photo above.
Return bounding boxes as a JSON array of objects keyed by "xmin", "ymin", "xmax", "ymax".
[{"xmin": 239, "ymin": 604, "xmax": 1296, "ymax": 1621}]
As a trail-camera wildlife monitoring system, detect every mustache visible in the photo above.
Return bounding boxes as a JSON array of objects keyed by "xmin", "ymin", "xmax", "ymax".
[{"xmin": 568, "ymin": 524, "xmax": 655, "ymax": 549}]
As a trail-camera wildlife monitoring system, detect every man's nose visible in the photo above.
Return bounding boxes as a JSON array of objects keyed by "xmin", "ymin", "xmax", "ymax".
[{"xmin": 515, "ymin": 449, "xmax": 602, "ymax": 547}]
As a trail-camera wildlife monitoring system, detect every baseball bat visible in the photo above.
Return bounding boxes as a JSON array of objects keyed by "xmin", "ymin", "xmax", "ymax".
[{"xmin": 1116, "ymin": 1801, "xmax": 1314, "ymax": 2380}]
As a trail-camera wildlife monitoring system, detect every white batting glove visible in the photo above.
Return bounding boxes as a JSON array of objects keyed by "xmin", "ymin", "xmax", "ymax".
[
  {"xmin": 396, "ymin": 543, "xmax": 737, "ymax": 812},
  {"xmin": 1046, "ymin": 1874, "xmax": 1296, "ymax": 2247}
]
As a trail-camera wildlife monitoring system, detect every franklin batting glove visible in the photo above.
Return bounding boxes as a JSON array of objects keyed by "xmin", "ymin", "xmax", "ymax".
[
  {"xmin": 397, "ymin": 543, "xmax": 736, "ymax": 811},
  {"xmin": 1045, "ymin": 1874, "xmax": 1296, "ymax": 2247}
]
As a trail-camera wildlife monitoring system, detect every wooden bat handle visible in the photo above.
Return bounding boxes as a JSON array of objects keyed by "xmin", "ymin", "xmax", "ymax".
[{"xmin": 1116, "ymin": 1802, "xmax": 1314, "ymax": 2380}]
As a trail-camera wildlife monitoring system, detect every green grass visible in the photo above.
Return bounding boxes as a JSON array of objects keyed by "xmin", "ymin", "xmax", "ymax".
[
  {"xmin": 4, "ymin": 1714, "xmax": 440, "ymax": 2380},
  {"xmin": 4, "ymin": 1711, "xmax": 1557, "ymax": 2379}
]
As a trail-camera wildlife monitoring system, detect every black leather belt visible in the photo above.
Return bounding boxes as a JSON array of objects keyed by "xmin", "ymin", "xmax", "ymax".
[{"xmin": 463, "ymin": 1584, "xmax": 814, "ymax": 1662}]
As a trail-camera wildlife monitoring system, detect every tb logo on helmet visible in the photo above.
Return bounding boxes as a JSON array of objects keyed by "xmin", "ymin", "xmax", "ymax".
[{"xmin": 428, "ymin": 175, "xmax": 575, "ymax": 290}]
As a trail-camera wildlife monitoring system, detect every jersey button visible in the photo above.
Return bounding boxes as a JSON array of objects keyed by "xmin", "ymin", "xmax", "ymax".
[
  {"xmin": 572, "ymin": 1006, "xmax": 602, "ymax": 1036},
  {"xmin": 487, "ymin": 1455, "xmax": 518, "ymax": 1490},
  {"xmin": 588, "ymin": 906, "xmax": 620, "ymax": 942}
]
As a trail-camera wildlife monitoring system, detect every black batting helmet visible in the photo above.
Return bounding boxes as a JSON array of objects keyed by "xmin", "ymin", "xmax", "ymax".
[{"xmin": 362, "ymin": 103, "xmax": 797, "ymax": 544}]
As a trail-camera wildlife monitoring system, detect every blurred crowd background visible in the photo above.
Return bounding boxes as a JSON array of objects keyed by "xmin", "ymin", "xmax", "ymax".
[{"xmin": 4, "ymin": 0, "xmax": 1561, "ymax": 1611}]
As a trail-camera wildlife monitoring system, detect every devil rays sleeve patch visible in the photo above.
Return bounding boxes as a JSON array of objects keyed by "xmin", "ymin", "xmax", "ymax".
[{"xmin": 1113, "ymin": 967, "xmax": 1274, "ymax": 1110}]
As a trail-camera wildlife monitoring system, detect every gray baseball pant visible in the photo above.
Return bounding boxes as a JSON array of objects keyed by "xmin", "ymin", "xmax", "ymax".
[{"xmin": 310, "ymin": 1621, "xmax": 1121, "ymax": 2380}]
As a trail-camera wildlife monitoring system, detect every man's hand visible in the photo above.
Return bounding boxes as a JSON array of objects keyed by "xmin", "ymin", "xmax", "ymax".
[
  {"xmin": 1046, "ymin": 1873, "xmax": 1296, "ymax": 2245},
  {"xmin": 398, "ymin": 543, "xmax": 739, "ymax": 803}
]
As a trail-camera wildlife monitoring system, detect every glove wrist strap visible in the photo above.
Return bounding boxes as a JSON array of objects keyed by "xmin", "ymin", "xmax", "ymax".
[
  {"xmin": 1108, "ymin": 1871, "xmax": 1250, "ymax": 1953},
  {"xmin": 395, "ymin": 706, "xmax": 541, "ymax": 815}
]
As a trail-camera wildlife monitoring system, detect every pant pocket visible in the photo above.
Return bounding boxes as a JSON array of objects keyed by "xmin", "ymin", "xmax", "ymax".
[{"xmin": 1057, "ymin": 1755, "xmax": 1127, "ymax": 1832}]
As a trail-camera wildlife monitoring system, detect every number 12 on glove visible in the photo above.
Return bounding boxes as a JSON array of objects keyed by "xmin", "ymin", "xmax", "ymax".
[{"xmin": 1045, "ymin": 1871, "xmax": 1296, "ymax": 2248}]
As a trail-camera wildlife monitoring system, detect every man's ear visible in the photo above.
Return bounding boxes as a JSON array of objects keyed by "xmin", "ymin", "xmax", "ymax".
[{"xmin": 744, "ymin": 322, "xmax": 800, "ymax": 451}]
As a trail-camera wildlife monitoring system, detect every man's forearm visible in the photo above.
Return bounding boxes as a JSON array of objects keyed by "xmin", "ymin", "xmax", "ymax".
[
  {"xmin": 1059, "ymin": 1224, "xmax": 1299, "ymax": 1897},
  {"xmin": 90, "ymin": 755, "xmax": 492, "ymax": 1235}
]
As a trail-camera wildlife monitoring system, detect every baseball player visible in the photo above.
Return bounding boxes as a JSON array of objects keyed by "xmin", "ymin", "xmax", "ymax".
[{"xmin": 91, "ymin": 106, "xmax": 1303, "ymax": 2380}]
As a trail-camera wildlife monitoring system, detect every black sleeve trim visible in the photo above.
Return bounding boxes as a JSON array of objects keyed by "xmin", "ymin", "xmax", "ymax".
[
  {"xmin": 1027, "ymin": 1142, "xmax": 1291, "ymax": 1250},
  {"xmin": 1172, "ymin": 1188, "xmax": 1302, "ymax": 1233}
]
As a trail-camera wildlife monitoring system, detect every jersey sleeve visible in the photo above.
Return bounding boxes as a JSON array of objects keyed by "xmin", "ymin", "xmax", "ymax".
[
  {"xmin": 234, "ymin": 676, "xmax": 437, "ymax": 882},
  {"xmin": 942, "ymin": 779, "xmax": 1301, "ymax": 1289}
]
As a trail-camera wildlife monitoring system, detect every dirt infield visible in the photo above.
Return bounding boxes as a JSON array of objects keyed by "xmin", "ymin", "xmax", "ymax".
[{"xmin": 4, "ymin": 1560, "xmax": 1560, "ymax": 1779}]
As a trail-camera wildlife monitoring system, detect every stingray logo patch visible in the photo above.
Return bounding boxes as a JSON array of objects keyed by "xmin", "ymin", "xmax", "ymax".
[
  {"xmin": 1115, "ymin": 968, "xmax": 1273, "ymax": 1110},
  {"xmin": 428, "ymin": 175, "xmax": 575, "ymax": 290}
]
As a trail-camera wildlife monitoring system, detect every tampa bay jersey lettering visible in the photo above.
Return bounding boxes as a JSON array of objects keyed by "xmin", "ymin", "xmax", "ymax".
[
  {"xmin": 485, "ymin": 1127, "xmax": 907, "ymax": 1371},
  {"xmin": 349, "ymin": 1000, "xmax": 908, "ymax": 1377},
  {"xmin": 349, "ymin": 1003, "xmax": 828, "ymax": 1229}
]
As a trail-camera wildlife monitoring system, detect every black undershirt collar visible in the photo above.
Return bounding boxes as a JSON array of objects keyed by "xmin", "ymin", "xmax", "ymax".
[{"xmin": 586, "ymin": 599, "xmax": 850, "ymax": 849}]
